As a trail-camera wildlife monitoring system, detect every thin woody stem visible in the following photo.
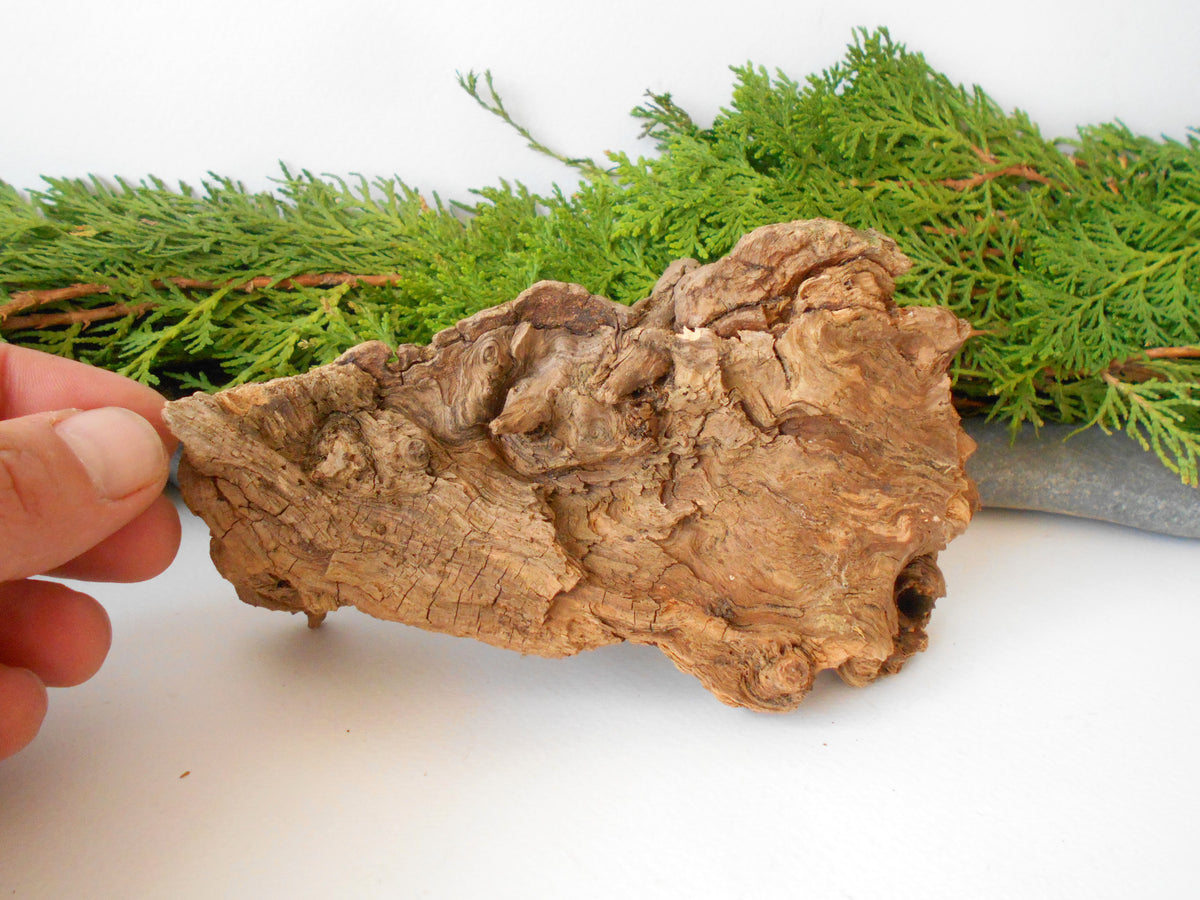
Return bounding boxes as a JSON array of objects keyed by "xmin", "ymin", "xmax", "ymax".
[
  {"xmin": 1109, "ymin": 345, "xmax": 1200, "ymax": 370},
  {"xmin": 1100, "ymin": 346, "xmax": 1200, "ymax": 385},
  {"xmin": 0, "ymin": 272, "xmax": 405, "ymax": 322},
  {"xmin": 1143, "ymin": 346, "xmax": 1200, "ymax": 360},
  {"xmin": 939, "ymin": 145, "xmax": 1058, "ymax": 191},
  {"xmin": 1, "ymin": 302, "xmax": 157, "ymax": 332},
  {"xmin": 873, "ymin": 148, "xmax": 1058, "ymax": 194},
  {"xmin": 940, "ymin": 164, "xmax": 1056, "ymax": 192},
  {"xmin": 0, "ymin": 281, "xmax": 112, "ymax": 318}
]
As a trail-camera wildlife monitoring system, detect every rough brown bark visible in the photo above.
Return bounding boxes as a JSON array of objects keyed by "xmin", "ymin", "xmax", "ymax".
[{"xmin": 163, "ymin": 219, "xmax": 977, "ymax": 711}]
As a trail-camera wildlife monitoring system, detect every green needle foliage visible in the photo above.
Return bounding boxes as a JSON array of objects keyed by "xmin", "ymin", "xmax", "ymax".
[{"xmin": 2, "ymin": 28, "xmax": 1198, "ymax": 483}]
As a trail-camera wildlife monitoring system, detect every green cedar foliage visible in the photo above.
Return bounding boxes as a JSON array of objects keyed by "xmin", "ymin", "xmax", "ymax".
[{"xmin": 1, "ymin": 29, "xmax": 1198, "ymax": 483}]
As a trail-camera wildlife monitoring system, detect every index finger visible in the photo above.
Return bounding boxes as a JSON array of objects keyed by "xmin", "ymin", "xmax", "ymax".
[{"xmin": 0, "ymin": 344, "xmax": 177, "ymax": 449}]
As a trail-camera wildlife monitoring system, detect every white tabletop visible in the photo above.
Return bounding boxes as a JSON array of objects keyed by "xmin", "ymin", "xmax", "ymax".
[
  {"xmin": 2, "ymin": 498, "xmax": 1198, "ymax": 897},
  {"xmin": 4, "ymin": 2, "xmax": 1200, "ymax": 896}
]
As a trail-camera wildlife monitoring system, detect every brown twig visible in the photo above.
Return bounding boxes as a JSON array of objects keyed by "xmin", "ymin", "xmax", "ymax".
[
  {"xmin": 923, "ymin": 223, "xmax": 972, "ymax": 237},
  {"xmin": 165, "ymin": 273, "xmax": 405, "ymax": 293},
  {"xmin": 873, "ymin": 147, "xmax": 1058, "ymax": 195},
  {"xmin": 940, "ymin": 164, "xmax": 1056, "ymax": 192},
  {"xmin": 1, "ymin": 302, "xmax": 157, "ymax": 332},
  {"xmin": 934, "ymin": 145, "xmax": 1057, "ymax": 192},
  {"xmin": 959, "ymin": 246, "xmax": 1018, "ymax": 260},
  {"xmin": 0, "ymin": 272, "xmax": 405, "ymax": 323},
  {"xmin": 0, "ymin": 282, "xmax": 113, "ymax": 318},
  {"xmin": 1102, "ymin": 346, "xmax": 1200, "ymax": 384},
  {"xmin": 1143, "ymin": 346, "xmax": 1200, "ymax": 361}
]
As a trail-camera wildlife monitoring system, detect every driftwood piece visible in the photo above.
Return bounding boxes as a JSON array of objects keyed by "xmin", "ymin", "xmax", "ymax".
[{"xmin": 163, "ymin": 219, "xmax": 977, "ymax": 711}]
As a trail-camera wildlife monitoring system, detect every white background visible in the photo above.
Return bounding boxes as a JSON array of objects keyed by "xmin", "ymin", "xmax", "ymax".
[
  {"xmin": 3, "ymin": 1, "xmax": 1200, "ymax": 897},
  {"xmin": 5, "ymin": 0, "xmax": 1199, "ymax": 200}
]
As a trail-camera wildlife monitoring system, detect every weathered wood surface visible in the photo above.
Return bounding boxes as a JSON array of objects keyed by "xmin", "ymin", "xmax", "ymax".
[{"xmin": 164, "ymin": 219, "xmax": 977, "ymax": 711}]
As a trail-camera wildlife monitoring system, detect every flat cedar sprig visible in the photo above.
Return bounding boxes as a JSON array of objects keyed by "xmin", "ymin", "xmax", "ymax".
[{"xmin": 1, "ymin": 28, "xmax": 1198, "ymax": 483}]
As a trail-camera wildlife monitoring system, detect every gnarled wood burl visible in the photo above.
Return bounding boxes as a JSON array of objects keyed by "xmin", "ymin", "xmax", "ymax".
[{"xmin": 164, "ymin": 219, "xmax": 977, "ymax": 711}]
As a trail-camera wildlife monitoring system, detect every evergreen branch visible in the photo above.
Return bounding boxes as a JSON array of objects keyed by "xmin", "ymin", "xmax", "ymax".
[
  {"xmin": 118, "ymin": 282, "xmax": 238, "ymax": 384},
  {"xmin": 2, "ymin": 28, "xmax": 1198, "ymax": 483},
  {"xmin": 1096, "ymin": 371, "xmax": 1200, "ymax": 485},
  {"xmin": 631, "ymin": 91, "xmax": 700, "ymax": 147},
  {"xmin": 456, "ymin": 70, "xmax": 608, "ymax": 179}
]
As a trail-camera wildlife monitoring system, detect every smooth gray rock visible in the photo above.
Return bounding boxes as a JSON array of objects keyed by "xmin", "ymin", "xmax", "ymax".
[{"xmin": 963, "ymin": 418, "xmax": 1200, "ymax": 539}]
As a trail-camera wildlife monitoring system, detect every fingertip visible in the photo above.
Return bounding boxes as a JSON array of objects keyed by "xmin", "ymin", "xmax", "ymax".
[
  {"xmin": 52, "ymin": 590, "xmax": 112, "ymax": 688},
  {"xmin": 50, "ymin": 492, "xmax": 182, "ymax": 582},
  {"xmin": 0, "ymin": 666, "xmax": 48, "ymax": 761},
  {"xmin": 132, "ymin": 491, "xmax": 184, "ymax": 580},
  {"xmin": 148, "ymin": 398, "xmax": 180, "ymax": 457},
  {"xmin": 0, "ymin": 582, "xmax": 112, "ymax": 688},
  {"xmin": 0, "ymin": 408, "xmax": 172, "ymax": 581}
]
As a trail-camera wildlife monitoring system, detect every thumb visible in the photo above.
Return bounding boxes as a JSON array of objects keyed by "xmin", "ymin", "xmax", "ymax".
[{"xmin": 0, "ymin": 407, "xmax": 170, "ymax": 582}]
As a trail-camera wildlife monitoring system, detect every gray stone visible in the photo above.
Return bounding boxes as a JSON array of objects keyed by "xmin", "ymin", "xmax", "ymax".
[{"xmin": 963, "ymin": 418, "xmax": 1200, "ymax": 539}]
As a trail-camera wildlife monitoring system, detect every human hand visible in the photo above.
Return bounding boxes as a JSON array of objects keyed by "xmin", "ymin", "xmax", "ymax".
[{"xmin": 0, "ymin": 344, "xmax": 181, "ymax": 760}]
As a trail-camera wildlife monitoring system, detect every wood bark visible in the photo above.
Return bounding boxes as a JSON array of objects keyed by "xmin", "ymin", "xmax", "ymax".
[{"xmin": 163, "ymin": 219, "xmax": 977, "ymax": 711}]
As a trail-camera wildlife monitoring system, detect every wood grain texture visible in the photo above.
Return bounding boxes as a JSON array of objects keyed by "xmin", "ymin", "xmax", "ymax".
[{"xmin": 164, "ymin": 219, "xmax": 977, "ymax": 711}]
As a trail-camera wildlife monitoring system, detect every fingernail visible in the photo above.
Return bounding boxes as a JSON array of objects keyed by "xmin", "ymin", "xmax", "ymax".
[{"xmin": 55, "ymin": 407, "xmax": 167, "ymax": 500}]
